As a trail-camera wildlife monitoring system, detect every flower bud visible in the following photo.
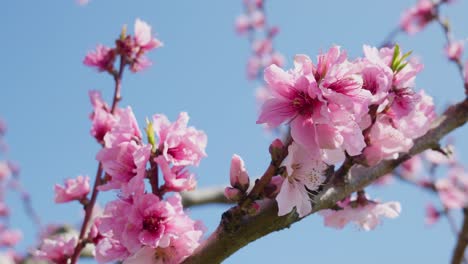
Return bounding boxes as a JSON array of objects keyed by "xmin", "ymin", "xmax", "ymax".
[
  {"xmin": 269, "ymin": 138, "xmax": 284, "ymax": 163},
  {"xmin": 229, "ymin": 154, "xmax": 250, "ymax": 191},
  {"xmin": 264, "ymin": 175, "xmax": 284, "ymax": 199}
]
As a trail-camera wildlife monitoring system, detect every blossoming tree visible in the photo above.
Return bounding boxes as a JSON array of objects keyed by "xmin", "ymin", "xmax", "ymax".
[{"xmin": 1, "ymin": 0, "xmax": 468, "ymax": 263}]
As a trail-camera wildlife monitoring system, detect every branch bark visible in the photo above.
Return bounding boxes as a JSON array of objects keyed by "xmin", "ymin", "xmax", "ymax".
[
  {"xmin": 182, "ymin": 98, "xmax": 468, "ymax": 264},
  {"xmin": 181, "ymin": 187, "xmax": 232, "ymax": 208},
  {"xmin": 452, "ymin": 209, "xmax": 468, "ymax": 264}
]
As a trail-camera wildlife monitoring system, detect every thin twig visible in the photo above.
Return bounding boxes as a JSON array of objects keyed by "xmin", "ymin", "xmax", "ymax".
[
  {"xmin": 451, "ymin": 209, "xmax": 468, "ymax": 264},
  {"xmin": 70, "ymin": 55, "xmax": 126, "ymax": 264}
]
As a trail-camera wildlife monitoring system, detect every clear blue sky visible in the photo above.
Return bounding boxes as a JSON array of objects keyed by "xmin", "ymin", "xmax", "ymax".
[{"xmin": 1, "ymin": 0, "xmax": 468, "ymax": 263}]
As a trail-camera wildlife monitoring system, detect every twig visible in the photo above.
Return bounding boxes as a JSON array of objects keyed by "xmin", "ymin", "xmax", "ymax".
[
  {"xmin": 70, "ymin": 55, "xmax": 126, "ymax": 264},
  {"xmin": 181, "ymin": 187, "xmax": 232, "ymax": 208},
  {"xmin": 452, "ymin": 209, "xmax": 468, "ymax": 264}
]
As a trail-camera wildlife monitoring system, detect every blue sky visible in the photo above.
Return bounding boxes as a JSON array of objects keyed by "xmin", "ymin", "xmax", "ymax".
[{"xmin": 1, "ymin": 0, "xmax": 468, "ymax": 263}]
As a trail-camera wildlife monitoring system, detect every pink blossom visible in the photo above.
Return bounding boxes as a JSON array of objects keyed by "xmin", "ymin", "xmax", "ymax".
[
  {"xmin": 436, "ymin": 166, "xmax": 468, "ymax": 209},
  {"xmin": 96, "ymin": 237, "xmax": 130, "ymax": 263},
  {"xmin": 33, "ymin": 236, "xmax": 77, "ymax": 264},
  {"xmin": 0, "ymin": 202, "xmax": 9, "ymax": 217},
  {"xmin": 363, "ymin": 114, "xmax": 413, "ymax": 166},
  {"xmin": 0, "ymin": 161, "xmax": 11, "ymax": 180},
  {"xmin": 257, "ymin": 47, "xmax": 370, "ymax": 159},
  {"xmin": 124, "ymin": 194, "xmax": 177, "ymax": 251},
  {"xmin": 152, "ymin": 112, "xmax": 207, "ymax": 167},
  {"xmin": 123, "ymin": 230, "xmax": 203, "ymax": 264},
  {"xmin": 445, "ymin": 41, "xmax": 464, "ymax": 61},
  {"xmin": 134, "ymin": 19, "xmax": 163, "ymax": 52},
  {"xmin": 97, "ymin": 194, "xmax": 203, "ymax": 263},
  {"xmin": 320, "ymin": 200, "xmax": 401, "ymax": 230},
  {"xmin": 363, "ymin": 45, "xmax": 423, "ymax": 90},
  {"xmin": 54, "ymin": 175, "xmax": 90, "ymax": 203},
  {"xmin": 396, "ymin": 90, "xmax": 436, "ymax": 139},
  {"xmin": 276, "ymin": 142, "xmax": 328, "ymax": 217},
  {"xmin": 250, "ymin": 10, "xmax": 265, "ymax": 29},
  {"xmin": 229, "ymin": 154, "xmax": 250, "ymax": 191},
  {"xmin": 255, "ymin": 86, "xmax": 273, "ymax": 107},
  {"xmin": 89, "ymin": 90, "xmax": 116, "ymax": 142},
  {"xmin": 359, "ymin": 45, "xmax": 394, "ymax": 104},
  {"xmin": 0, "ymin": 229, "xmax": 22, "ymax": 247},
  {"xmin": 84, "ymin": 44, "xmax": 115, "ymax": 72},
  {"xmin": 97, "ymin": 107, "xmax": 150, "ymax": 195},
  {"xmin": 156, "ymin": 156, "xmax": 196, "ymax": 192},
  {"xmin": 103, "ymin": 107, "xmax": 143, "ymax": 144},
  {"xmin": 252, "ymin": 38, "xmax": 273, "ymax": 55},
  {"xmin": 246, "ymin": 56, "xmax": 261, "ymax": 80},
  {"xmin": 97, "ymin": 140, "xmax": 151, "ymax": 195},
  {"xmin": 260, "ymin": 52, "xmax": 285, "ymax": 71},
  {"xmin": 130, "ymin": 55, "xmax": 152, "ymax": 73},
  {"xmin": 400, "ymin": 0, "xmax": 435, "ymax": 34},
  {"xmin": 235, "ymin": 14, "xmax": 250, "ymax": 34},
  {"xmin": 425, "ymin": 203, "xmax": 440, "ymax": 225}
]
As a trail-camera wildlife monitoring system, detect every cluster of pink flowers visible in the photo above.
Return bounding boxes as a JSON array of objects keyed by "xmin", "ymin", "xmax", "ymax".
[
  {"xmin": 235, "ymin": 0, "xmax": 284, "ymax": 81},
  {"xmin": 34, "ymin": 236, "xmax": 77, "ymax": 264},
  {"xmin": 37, "ymin": 19, "xmax": 207, "ymax": 264},
  {"xmin": 94, "ymin": 108, "xmax": 206, "ymax": 263},
  {"xmin": 84, "ymin": 18, "xmax": 162, "ymax": 73},
  {"xmin": 255, "ymin": 44, "xmax": 436, "ymax": 220},
  {"xmin": 0, "ymin": 119, "xmax": 25, "ymax": 263},
  {"xmin": 320, "ymin": 195, "xmax": 401, "ymax": 230},
  {"xmin": 400, "ymin": 0, "xmax": 436, "ymax": 34},
  {"xmin": 378, "ymin": 143, "xmax": 465, "ymax": 226}
]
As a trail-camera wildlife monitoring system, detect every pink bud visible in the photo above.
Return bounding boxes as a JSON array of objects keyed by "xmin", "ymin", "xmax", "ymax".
[
  {"xmin": 425, "ymin": 203, "xmax": 440, "ymax": 225},
  {"xmin": 0, "ymin": 229, "xmax": 22, "ymax": 247},
  {"xmin": 224, "ymin": 187, "xmax": 242, "ymax": 202},
  {"xmin": 268, "ymin": 26, "xmax": 280, "ymax": 38},
  {"xmin": 54, "ymin": 176, "xmax": 90, "ymax": 203},
  {"xmin": 0, "ymin": 203, "xmax": 9, "ymax": 217},
  {"xmin": 229, "ymin": 154, "xmax": 250, "ymax": 191},
  {"xmin": 264, "ymin": 175, "xmax": 284, "ymax": 198},
  {"xmin": 250, "ymin": 10, "xmax": 265, "ymax": 29},
  {"xmin": 271, "ymin": 138, "xmax": 284, "ymax": 149},
  {"xmin": 0, "ymin": 162, "xmax": 11, "ymax": 180},
  {"xmin": 445, "ymin": 41, "xmax": 464, "ymax": 61},
  {"xmin": 269, "ymin": 138, "xmax": 284, "ymax": 162},
  {"xmin": 235, "ymin": 14, "xmax": 250, "ymax": 35}
]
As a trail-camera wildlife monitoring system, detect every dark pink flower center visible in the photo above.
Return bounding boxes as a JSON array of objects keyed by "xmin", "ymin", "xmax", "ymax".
[
  {"xmin": 326, "ymin": 78, "xmax": 356, "ymax": 94},
  {"xmin": 292, "ymin": 91, "xmax": 318, "ymax": 116},
  {"xmin": 142, "ymin": 215, "xmax": 164, "ymax": 233}
]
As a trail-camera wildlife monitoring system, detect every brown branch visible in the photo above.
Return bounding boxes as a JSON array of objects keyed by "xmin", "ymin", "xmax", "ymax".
[
  {"xmin": 181, "ymin": 187, "xmax": 232, "ymax": 208},
  {"xmin": 182, "ymin": 99, "xmax": 468, "ymax": 264},
  {"xmin": 70, "ymin": 55, "xmax": 126, "ymax": 264},
  {"xmin": 452, "ymin": 209, "xmax": 468, "ymax": 264}
]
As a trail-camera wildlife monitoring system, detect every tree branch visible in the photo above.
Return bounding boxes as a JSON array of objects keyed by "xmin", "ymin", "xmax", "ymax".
[
  {"xmin": 452, "ymin": 209, "xmax": 468, "ymax": 264},
  {"xmin": 183, "ymin": 98, "xmax": 468, "ymax": 264},
  {"xmin": 181, "ymin": 187, "xmax": 232, "ymax": 208}
]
